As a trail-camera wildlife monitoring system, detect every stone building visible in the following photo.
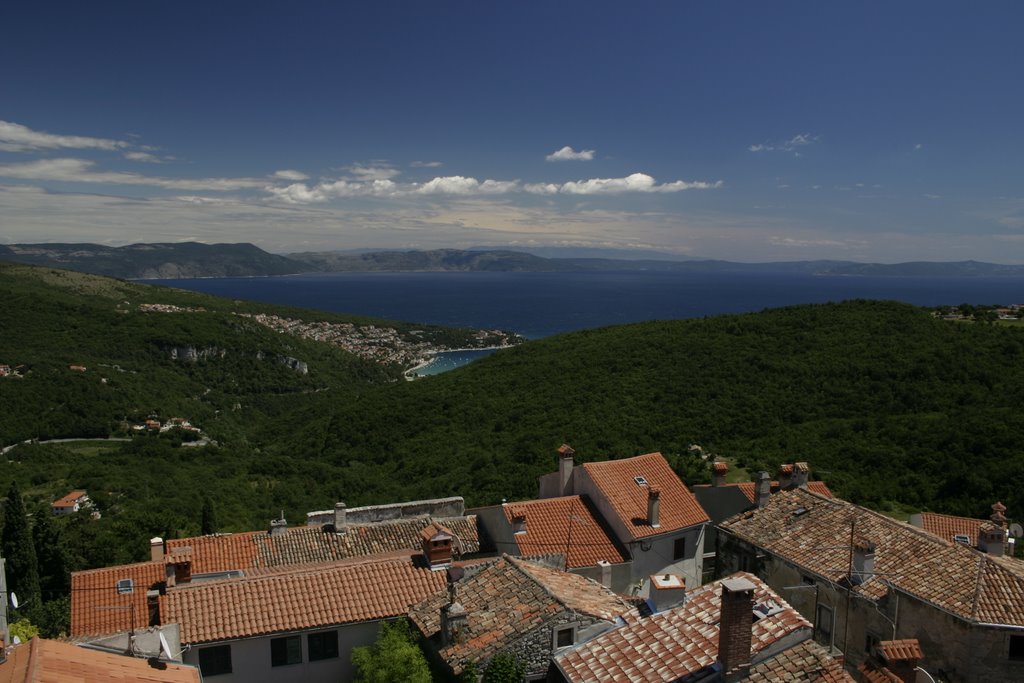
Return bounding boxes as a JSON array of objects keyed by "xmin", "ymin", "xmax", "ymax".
[{"xmin": 717, "ymin": 488, "xmax": 1024, "ymax": 682}]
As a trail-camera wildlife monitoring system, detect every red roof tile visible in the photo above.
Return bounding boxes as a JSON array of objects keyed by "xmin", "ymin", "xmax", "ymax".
[
  {"xmin": 747, "ymin": 639, "xmax": 855, "ymax": 682},
  {"xmin": 161, "ymin": 556, "xmax": 447, "ymax": 644},
  {"xmin": 581, "ymin": 452, "xmax": 709, "ymax": 539},
  {"xmin": 879, "ymin": 638, "xmax": 924, "ymax": 663},
  {"xmin": 503, "ymin": 496, "xmax": 628, "ymax": 568},
  {"xmin": 0, "ymin": 638, "xmax": 201, "ymax": 683},
  {"xmin": 730, "ymin": 480, "xmax": 834, "ymax": 502},
  {"xmin": 51, "ymin": 490, "xmax": 87, "ymax": 508},
  {"xmin": 554, "ymin": 572, "xmax": 812, "ymax": 682},
  {"xmin": 917, "ymin": 511, "xmax": 985, "ymax": 546},
  {"xmin": 70, "ymin": 562, "xmax": 166, "ymax": 637}
]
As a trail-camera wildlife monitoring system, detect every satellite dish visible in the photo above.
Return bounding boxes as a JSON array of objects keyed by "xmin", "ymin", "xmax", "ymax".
[
  {"xmin": 9, "ymin": 592, "xmax": 17, "ymax": 609},
  {"xmin": 158, "ymin": 631, "xmax": 173, "ymax": 660},
  {"xmin": 12, "ymin": 636, "xmax": 20, "ymax": 645},
  {"xmin": 1010, "ymin": 523, "xmax": 1023, "ymax": 539}
]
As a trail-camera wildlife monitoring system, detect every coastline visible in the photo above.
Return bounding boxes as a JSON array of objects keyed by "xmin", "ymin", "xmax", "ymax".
[{"xmin": 403, "ymin": 343, "xmax": 516, "ymax": 380}]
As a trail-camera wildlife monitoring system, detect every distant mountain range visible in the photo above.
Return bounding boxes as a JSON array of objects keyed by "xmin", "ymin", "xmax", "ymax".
[{"xmin": 2, "ymin": 242, "xmax": 1024, "ymax": 279}]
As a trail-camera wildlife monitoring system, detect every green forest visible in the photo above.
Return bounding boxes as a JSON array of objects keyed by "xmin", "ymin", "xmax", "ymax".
[{"xmin": 3, "ymin": 261, "xmax": 1024, "ymax": 635}]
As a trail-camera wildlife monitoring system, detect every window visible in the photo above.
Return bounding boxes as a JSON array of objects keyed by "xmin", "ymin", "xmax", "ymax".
[
  {"xmin": 1010, "ymin": 635, "xmax": 1024, "ymax": 661},
  {"xmin": 815, "ymin": 605, "xmax": 834, "ymax": 648},
  {"xmin": 308, "ymin": 630, "xmax": 339, "ymax": 661},
  {"xmin": 865, "ymin": 631, "xmax": 881, "ymax": 654},
  {"xmin": 673, "ymin": 537, "xmax": 687, "ymax": 560},
  {"xmin": 555, "ymin": 626, "xmax": 575, "ymax": 648},
  {"xmin": 271, "ymin": 635, "xmax": 302, "ymax": 667},
  {"xmin": 198, "ymin": 645, "xmax": 232, "ymax": 677}
]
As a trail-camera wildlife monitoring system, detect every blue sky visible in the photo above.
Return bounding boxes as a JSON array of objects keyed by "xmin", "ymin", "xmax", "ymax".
[{"xmin": 1, "ymin": 2, "xmax": 1022, "ymax": 262}]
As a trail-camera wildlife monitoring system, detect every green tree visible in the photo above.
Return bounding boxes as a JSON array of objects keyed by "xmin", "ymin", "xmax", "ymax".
[
  {"xmin": 1, "ymin": 482, "xmax": 41, "ymax": 612},
  {"xmin": 351, "ymin": 620, "xmax": 431, "ymax": 683},
  {"xmin": 200, "ymin": 496, "xmax": 218, "ymax": 535},
  {"xmin": 32, "ymin": 506, "xmax": 70, "ymax": 599},
  {"xmin": 482, "ymin": 652, "xmax": 525, "ymax": 683},
  {"xmin": 8, "ymin": 618, "xmax": 39, "ymax": 643}
]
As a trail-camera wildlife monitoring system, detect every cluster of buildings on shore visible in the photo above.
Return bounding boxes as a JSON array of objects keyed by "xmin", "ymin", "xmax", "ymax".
[{"xmin": 4, "ymin": 446, "xmax": 1024, "ymax": 682}]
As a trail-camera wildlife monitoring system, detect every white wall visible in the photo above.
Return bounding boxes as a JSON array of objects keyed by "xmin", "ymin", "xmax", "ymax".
[{"xmin": 184, "ymin": 622, "xmax": 382, "ymax": 683}]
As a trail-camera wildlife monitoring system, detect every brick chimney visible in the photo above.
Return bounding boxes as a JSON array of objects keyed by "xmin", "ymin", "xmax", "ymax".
[
  {"xmin": 647, "ymin": 486, "xmax": 661, "ymax": 528},
  {"xmin": 597, "ymin": 559, "xmax": 612, "ymax": 588},
  {"xmin": 421, "ymin": 523, "xmax": 454, "ymax": 570},
  {"xmin": 165, "ymin": 547, "xmax": 192, "ymax": 588},
  {"xmin": 851, "ymin": 539, "xmax": 876, "ymax": 585},
  {"xmin": 778, "ymin": 464, "xmax": 794, "ymax": 490},
  {"xmin": 558, "ymin": 444, "xmax": 576, "ymax": 495},
  {"xmin": 879, "ymin": 639, "xmax": 925, "ymax": 683},
  {"xmin": 150, "ymin": 537, "xmax": 165, "ymax": 563},
  {"xmin": 718, "ymin": 576, "xmax": 755, "ymax": 680},
  {"xmin": 711, "ymin": 461, "xmax": 729, "ymax": 487},
  {"xmin": 979, "ymin": 522, "xmax": 1006, "ymax": 557},
  {"xmin": 649, "ymin": 573, "xmax": 687, "ymax": 612},
  {"xmin": 793, "ymin": 462, "xmax": 809, "ymax": 488},
  {"xmin": 333, "ymin": 502, "xmax": 347, "ymax": 531},
  {"xmin": 756, "ymin": 472, "xmax": 771, "ymax": 508}
]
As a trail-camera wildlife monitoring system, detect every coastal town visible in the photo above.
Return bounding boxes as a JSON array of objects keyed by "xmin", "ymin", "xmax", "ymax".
[{"xmin": 3, "ymin": 444, "xmax": 1022, "ymax": 682}]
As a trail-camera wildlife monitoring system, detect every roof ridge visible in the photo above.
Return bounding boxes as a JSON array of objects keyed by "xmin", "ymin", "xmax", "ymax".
[
  {"xmin": 970, "ymin": 555, "xmax": 986, "ymax": 621},
  {"xmin": 504, "ymin": 555, "xmax": 569, "ymax": 611}
]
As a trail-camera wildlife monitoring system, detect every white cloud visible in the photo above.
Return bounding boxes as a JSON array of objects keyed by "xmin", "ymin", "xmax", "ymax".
[
  {"xmin": 272, "ymin": 169, "xmax": 309, "ymax": 181},
  {"xmin": 0, "ymin": 157, "xmax": 266, "ymax": 191},
  {"xmin": 555, "ymin": 173, "xmax": 721, "ymax": 195},
  {"xmin": 0, "ymin": 120, "xmax": 131, "ymax": 152},
  {"xmin": 914, "ymin": 143, "xmax": 923, "ymax": 151},
  {"xmin": 123, "ymin": 151, "xmax": 165, "ymax": 163},
  {"xmin": 749, "ymin": 133, "xmax": 819, "ymax": 155},
  {"xmin": 546, "ymin": 146, "xmax": 596, "ymax": 162},
  {"xmin": 347, "ymin": 164, "xmax": 400, "ymax": 181},
  {"xmin": 410, "ymin": 160, "xmax": 443, "ymax": 168}
]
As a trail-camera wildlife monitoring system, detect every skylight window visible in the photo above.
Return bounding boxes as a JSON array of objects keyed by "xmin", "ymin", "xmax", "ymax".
[
  {"xmin": 634, "ymin": 476, "xmax": 649, "ymax": 486},
  {"xmin": 116, "ymin": 578, "xmax": 134, "ymax": 594}
]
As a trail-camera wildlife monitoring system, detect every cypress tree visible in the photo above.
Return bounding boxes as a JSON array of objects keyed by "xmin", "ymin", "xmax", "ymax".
[
  {"xmin": 1, "ymin": 481, "xmax": 41, "ymax": 611},
  {"xmin": 200, "ymin": 496, "xmax": 218, "ymax": 535},
  {"xmin": 32, "ymin": 505, "xmax": 70, "ymax": 599}
]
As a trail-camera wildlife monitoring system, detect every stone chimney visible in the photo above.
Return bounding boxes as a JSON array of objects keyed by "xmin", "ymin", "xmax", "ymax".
[
  {"xmin": 778, "ymin": 464, "xmax": 794, "ymax": 490},
  {"xmin": 991, "ymin": 501, "xmax": 1008, "ymax": 528},
  {"xmin": 979, "ymin": 522, "xmax": 1006, "ymax": 557},
  {"xmin": 649, "ymin": 573, "xmax": 686, "ymax": 612},
  {"xmin": 333, "ymin": 502, "xmax": 347, "ymax": 531},
  {"xmin": 851, "ymin": 539, "xmax": 876, "ymax": 585},
  {"xmin": 792, "ymin": 462, "xmax": 809, "ymax": 488},
  {"xmin": 647, "ymin": 486, "xmax": 661, "ymax": 528},
  {"xmin": 711, "ymin": 461, "xmax": 729, "ymax": 487},
  {"xmin": 558, "ymin": 444, "xmax": 576, "ymax": 495},
  {"xmin": 879, "ymin": 639, "xmax": 925, "ymax": 683},
  {"xmin": 440, "ymin": 581, "xmax": 468, "ymax": 646},
  {"xmin": 756, "ymin": 472, "xmax": 771, "ymax": 508},
  {"xmin": 150, "ymin": 537, "xmax": 165, "ymax": 563},
  {"xmin": 718, "ymin": 576, "xmax": 756, "ymax": 680},
  {"xmin": 269, "ymin": 514, "xmax": 287, "ymax": 537},
  {"xmin": 597, "ymin": 560, "xmax": 612, "ymax": 588}
]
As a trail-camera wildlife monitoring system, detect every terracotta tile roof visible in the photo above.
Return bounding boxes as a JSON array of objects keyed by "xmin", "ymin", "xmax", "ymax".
[
  {"xmin": 408, "ymin": 555, "xmax": 634, "ymax": 674},
  {"xmin": 0, "ymin": 637, "xmax": 200, "ymax": 683},
  {"xmin": 581, "ymin": 452, "xmax": 709, "ymax": 539},
  {"xmin": 879, "ymin": 638, "xmax": 924, "ymax": 662},
  {"xmin": 858, "ymin": 663, "xmax": 903, "ymax": 682},
  {"xmin": 554, "ymin": 572, "xmax": 811, "ymax": 682},
  {"xmin": 51, "ymin": 490, "xmax": 87, "ymax": 508},
  {"xmin": 916, "ymin": 511, "xmax": 985, "ymax": 546},
  {"xmin": 163, "ymin": 514, "xmax": 480, "ymax": 573},
  {"xmin": 719, "ymin": 489, "xmax": 1024, "ymax": 626},
  {"xmin": 732, "ymin": 480, "xmax": 835, "ymax": 502},
  {"xmin": 70, "ymin": 562, "xmax": 166, "ymax": 637},
  {"xmin": 161, "ymin": 556, "xmax": 447, "ymax": 645},
  {"xmin": 502, "ymin": 496, "xmax": 629, "ymax": 568},
  {"xmin": 747, "ymin": 638, "xmax": 855, "ymax": 682}
]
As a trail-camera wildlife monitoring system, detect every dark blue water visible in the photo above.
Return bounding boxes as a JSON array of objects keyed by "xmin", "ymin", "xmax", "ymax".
[{"xmin": 150, "ymin": 271, "xmax": 1024, "ymax": 339}]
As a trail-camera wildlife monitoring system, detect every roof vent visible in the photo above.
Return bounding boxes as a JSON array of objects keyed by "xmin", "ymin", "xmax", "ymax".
[
  {"xmin": 633, "ymin": 476, "xmax": 649, "ymax": 487},
  {"xmin": 792, "ymin": 506, "xmax": 808, "ymax": 517},
  {"xmin": 116, "ymin": 578, "xmax": 134, "ymax": 594}
]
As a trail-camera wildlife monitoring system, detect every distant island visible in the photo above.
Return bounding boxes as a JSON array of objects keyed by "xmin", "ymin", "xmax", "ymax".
[{"xmin": 3, "ymin": 241, "xmax": 1024, "ymax": 279}]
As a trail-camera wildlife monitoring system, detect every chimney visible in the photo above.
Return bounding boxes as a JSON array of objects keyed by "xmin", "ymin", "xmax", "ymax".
[
  {"xmin": 711, "ymin": 461, "xmax": 729, "ymax": 487},
  {"xmin": 333, "ymin": 502, "xmax": 347, "ymax": 531},
  {"xmin": 649, "ymin": 573, "xmax": 687, "ymax": 612},
  {"xmin": 269, "ymin": 514, "xmax": 287, "ymax": 536},
  {"xmin": 793, "ymin": 462, "xmax": 809, "ymax": 488},
  {"xmin": 440, "ymin": 580, "xmax": 468, "ymax": 646},
  {"xmin": 879, "ymin": 639, "xmax": 924, "ymax": 683},
  {"xmin": 991, "ymin": 501, "xmax": 1008, "ymax": 528},
  {"xmin": 718, "ymin": 577, "xmax": 756, "ymax": 680},
  {"xmin": 558, "ymin": 444, "xmax": 575, "ymax": 495},
  {"xmin": 979, "ymin": 522, "xmax": 1006, "ymax": 557},
  {"xmin": 647, "ymin": 486, "xmax": 661, "ymax": 528},
  {"xmin": 777, "ymin": 464, "xmax": 794, "ymax": 490},
  {"xmin": 851, "ymin": 539, "xmax": 876, "ymax": 584},
  {"xmin": 421, "ymin": 524, "xmax": 454, "ymax": 569},
  {"xmin": 150, "ymin": 537, "xmax": 165, "ymax": 563},
  {"xmin": 756, "ymin": 472, "xmax": 771, "ymax": 508},
  {"xmin": 597, "ymin": 560, "xmax": 612, "ymax": 588},
  {"xmin": 511, "ymin": 512, "xmax": 527, "ymax": 535}
]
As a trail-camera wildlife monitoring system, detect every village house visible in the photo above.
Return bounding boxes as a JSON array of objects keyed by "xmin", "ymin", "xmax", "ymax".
[
  {"xmin": 552, "ymin": 571, "xmax": 853, "ymax": 682},
  {"xmin": 51, "ymin": 489, "xmax": 90, "ymax": 515},
  {"xmin": 909, "ymin": 501, "xmax": 1016, "ymax": 552},
  {"xmin": 409, "ymin": 554, "xmax": 636, "ymax": 680},
  {"xmin": 716, "ymin": 488, "xmax": 1024, "ymax": 682},
  {"xmin": 536, "ymin": 446, "xmax": 710, "ymax": 594},
  {"xmin": 0, "ymin": 637, "xmax": 201, "ymax": 682}
]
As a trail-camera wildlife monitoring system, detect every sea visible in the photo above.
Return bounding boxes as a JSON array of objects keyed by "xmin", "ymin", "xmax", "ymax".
[{"xmin": 150, "ymin": 271, "xmax": 1024, "ymax": 375}]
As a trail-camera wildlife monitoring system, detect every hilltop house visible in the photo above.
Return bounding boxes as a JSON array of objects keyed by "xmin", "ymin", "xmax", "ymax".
[
  {"xmin": 909, "ymin": 501, "xmax": 1015, "ymax": 552},
  {"xmin": 717, "ymin": 488, "xmax": 1024, "ymax": 682},
  {"xmin": 409, "ymin": 554, "xmax": 636, "ymax": 680},
  {"xmin": 535, "ymin": 446, "xmax": 710, "ymax": 594},
  {"xmin": 552, "ymin": 572, "xmax": 853, "ymax": 682},
  {"xmin": 51, "ymin": 490, "xmax": 90, "ymax": 515}
]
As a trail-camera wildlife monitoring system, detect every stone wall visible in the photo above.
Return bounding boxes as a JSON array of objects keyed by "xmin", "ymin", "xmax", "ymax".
[{"xmin": 306, "ymin": 497, "xmax": 465, "ymax": 526}]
